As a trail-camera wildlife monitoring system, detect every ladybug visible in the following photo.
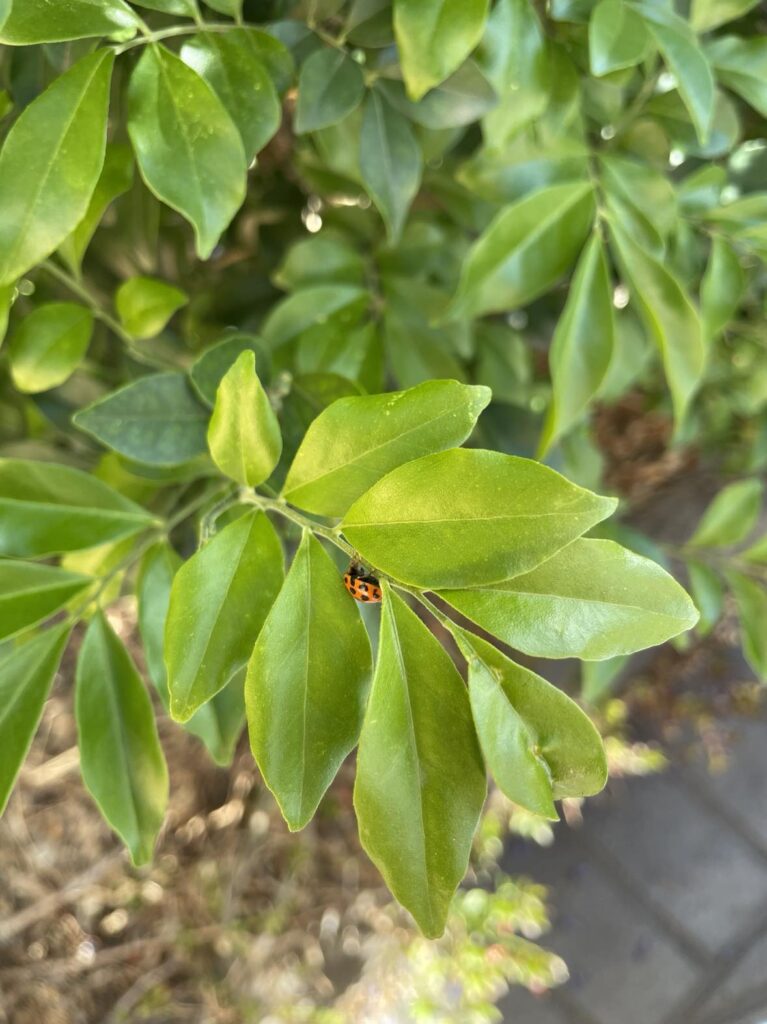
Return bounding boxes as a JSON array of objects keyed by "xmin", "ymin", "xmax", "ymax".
[{"xmin": 343, "ymin": 561, "xmax": 382, "ymax": 603}]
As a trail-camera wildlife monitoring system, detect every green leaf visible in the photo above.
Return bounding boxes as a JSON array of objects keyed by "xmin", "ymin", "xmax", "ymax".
[
  {"xmin": 742, "ymin": 534, "xmax": 767, "ymax": 565},
  {"xmin": 273, "ymin": 233, "xmax": 366, "ymax": 291},
  {"xmin": 283, "ymin": 380, "xmax": 491, "ymax": 517},
  {"xmin": 634, "ymin": 3, "xmax": 715, "ymax": 143},
  {"xmin": 589, "ymin": 0, "xmax": 652, "ymax": 76},
  {"xmin": 262, "ymin": 284, "xmax": 368, "ymax": 350},
  {"xmin": 687, "ymin": 560, "xmax": 724, "ymax": 636},
  {"xmin": 373, "ymin": 62, "xmax": 497, "ymax": 130},
  {"xmin": 354, "ymin": 587, "xmax": 486, "ymax": 937},
  {"xmin": 76, "ymin": 612, "xmax": 168, "ymax": 865},
  {"xmin": 0, "ymin": 626, "xmax": 70, "ymax": 815},
  {"xmin": 394, "ymin": 0, "xmax": 490, "ymax": 100},
  {"xmin": 189, "ymin": 334, "xmax": 268, "ymax": 407},
  {"xmin": 608, "ymin": 219, "xmax": 705, "ymax": 424},
  {"xmin": 689, "ymin": 479, "xmax": 763, "ymax": 548},
  {"xmin": 0, "ymin": 560, "xmax": 90, "ymax": 642},
  {"xmin": 359, "ymin": 92, "xmax": 422, "ymax": 244},
  {"xmin": 707, "ymin": 36, "xmax": 767, "ymax": 119},
  {"xmin": 132, "ymin": 0, "xmax": 197, "ymax": 14},
  {"xmin": 207, "ymin": 351, "xmax": 282, "ymax": 487},
  {"xmin": 8, "ymin": 302, "xmax": 93, "ymax": 394},
  {"xmin": 74, "ymin": 373, "xmax": 209, "ymax": 467},
  {"xmin": 0, "ymin": 50, "xmax": 114, "ymax": 287},
  {"xmin": 581, "ymin": 655, "xmax": 630, "ymax": 704},
  {"xmin": 165, "ymin": 511, "xmax": 284, "ymax": 722},
  {"xmin": 0, "ymin": 0, "xmax": 138, "ymax": 43},
  {"xmin": 441, "ymin": 538, "xmax": 699, "ymax": 660},
  {"xmin": 691, "ymin": 0, "xmax": 759, "ymax": 32},
  {"xmin": 701, "ymin": 236, "xmax": 745, "ymax": 341},
  {"xmin": 0, "ymin": 458, "xmax": 156, "ymax": 557},
  {"xmin": 127, "ymin": 44, "xmax": 247, "ymax": 260},
  {"xmin": 180, "ymin": 29, "xmax": 282, "ymax": 161},
  {"xmin": 295, "ymin": 47, "xmax": 365, "ymax": 134},
  {"xmin": 58, "ymin": 143, "xmax": 134, "ymax": 273},
  {"xmin": 459, "ymin": 631, "xmax": 607, "ymax": 800},
  {"xmin": 203, "ymin": 0, "xmax": 242, "ymax": 16},
  {"xmin": 342, "ymin": 449, "xmax": 617, "ymax": 589},
  {"xmin": 599, "ymin": 153, "xmax": 678, "ymax": 243},
  {"xmin": 450, "ymin": 182, "xmax": 595, "ymax": 319},
  {"xmin": 0, "ymin": 285, "xmax": 15, "ymax": 348},
  {"xmin": 540, "ymin": 234, "xmax": 614, "ymax": 455},
  {"xmin": 246, "ymin": 531, "xmax": 372, "ymax": 830},
  {"xmin": 726, "ymin": 572, "xmax": 767, "ymax": 679},
  {"xmin": 116, "ymin": 276, "xmax": 188, "ymax": 341}
]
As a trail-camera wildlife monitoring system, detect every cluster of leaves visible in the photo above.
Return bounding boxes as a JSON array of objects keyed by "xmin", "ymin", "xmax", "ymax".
[{"xmin": 4, "ymin": 0, "xmax": 766, "ymax": 936}]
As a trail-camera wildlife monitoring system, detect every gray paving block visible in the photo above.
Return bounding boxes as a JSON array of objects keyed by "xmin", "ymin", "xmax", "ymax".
[
  {"xmin": 499, "ymin": 987, "xmax": 570, "ymax": 1024},
  {"xmin": 696, "ymin": 930, "xmax": 767, "ymax": 1020},
  {"xmin": 588, "ymin": 773, "xmax": 767, "ymax": 954}
]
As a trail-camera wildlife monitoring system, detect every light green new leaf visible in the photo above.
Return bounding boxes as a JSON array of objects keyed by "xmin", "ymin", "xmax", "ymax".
[
  {"xmin": 687, "ymin": 560, "xmax": 724, "ymax": 636},
  {"xmin": 609, "ymin": 220, "xmax": 705, "ymax": 424},
  {"xmin": 394, "ymin": 0, "xmax": 490, "ymax": 100},
  {"xmin": 246, "ymin": 532, "xmax": 372, "ymax": 831},
  {"xmin": 540, "ymin": 234, "xmax": 614, "ymax": 455},
  {"xmin": 0, "ymin": 0, "xmax": 138, "ymax": 43},
  {"xmin": 76, "ymin": 612, "xmax": 168, "ymax": 865},
  {"xmin": 0, "ymin": 561, "xmax": 90, "ymax": 642},
  {"xmin": 116, "ymin": 277, "xmax": 188, "ymax": 341},
  {"xmin": 190, "ymin": 334, "xmax": 268, "ymax": 407},
  {"xmin": 208, "ymin": 351, "xmax": 282, "ymax": 487},
  {"xmin": 589, "ymin": 0, "xmax": 652, "ymax": 76},
  {"xmin": 701, "ymin": 235, "xmax": 745, "ymax": 341},
  {"xmin": 9, "ymin": 303, "xmax": 93, "ymax": 394},
  {"xmin": 0, "ymin": 50, "xmax": 114, "ymax": 287},
  {"xmin": 0, "ymin": 626, "xmax": 70, "ymax": 815},
  {"xmin": 166, "ymin": 511, "xmax": 284, "ymax": 722},
  {"xmin": 441, "ymin": 538, "xmax": 699, "ymax": 660},
  {"xmin": 0, "ymin": 458, "xmax": 156, "ymax": 557},
  {"xmin": 691, "ymin": 0, "xmax": 759, "ymax": 33},
  {"xmin": 689, "ymin": 479, "xmax": 763, "ymax": 548},
  {"xmin": 283, "ymin": 380, "xmax": 491, "ymax": 517},
  {"xmin": 450, "ymin": 182, "xmax": 595, "ymax": 319},
  {"xmin": 295, "ymin": 48, "xmax": 365, "ymax": 134},
  {"xmin": 354, "ymin": 587, "xmax": 486, "ymax": 937},
  {"xmin": 262, "ymin": 285, "xmax": 368, "ymax": 349},
  {"xmin": 127, "ymin": 44, "xmax": 247, "ymax": 260},
  {"xmin": 634, "ymin": 3, "xmax": 715, "ymax": 143},
  {"xmin": 459, "ymin": 631, "xmax": 607, "ymax": 800},
  {"xmin": 74, "ymin": 373, "xmax": 209, "ymax": 467},
  {"xmin": 342, "ymin": 449, "xmax": 617, "ymax": 589},
  {"xmin": 708, "ymin": 36, "xmax": 767, "ymax": 119},
  {"xmin": 180, "ymin": 30, "xmax": 282, "ymax": 160},
  {"xmin": 727, "ymin": 572, "xmax": 767, "ymax": 679},
  {"xmin": 359, "ymin": 92, "xmax": 422, "ymax": 244}
]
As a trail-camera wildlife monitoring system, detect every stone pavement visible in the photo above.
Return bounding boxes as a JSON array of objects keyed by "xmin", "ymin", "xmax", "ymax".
[{"xmin": 499, "ymin": 717, "xmax": 767, "ymax": 1024}]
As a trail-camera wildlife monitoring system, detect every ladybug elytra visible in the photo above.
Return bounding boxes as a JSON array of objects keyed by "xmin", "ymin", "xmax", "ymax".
[{"xmin": 343, "ymin": 561, "xmax": 382, "ymax": 603}]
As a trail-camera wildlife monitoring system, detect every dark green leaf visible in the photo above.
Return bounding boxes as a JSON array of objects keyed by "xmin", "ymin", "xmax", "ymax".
[
  {"xmin": 76, "ymin": 612, "xmax": 168, "ymax": 865},
  {"xmin": 589, "ymin": 0, "xmax": 651, "ymax": 76},
  {"xmin": 132, "ymin": 0, "xmax": 198, "ymax": 14},
  {"xmin": 262, "ymin": 284, "xmax": 368, "ymax": 349},
  {"xmin": 0, "ymin": 0, "xmax": 138, "ymax": 43},
  {"xmin": 374, "ymin": 62, "xmax": 497, "ymax": 129},
  {"xmin": 359, "ymin": 92, "xmax": 422, "ymax": 243},
  {"xmin": 701, "ymin": 235, "xmax": 745, "ymax": 341},
  {"xmin": 581, "ymin": 655, "xmax": 630, "ymax": 704},
  {"xmin": 8, "ymin": 302, "xmax": 93, "ymax": 394},
  {"xmin": 165, "ymin": 511, "xmax": 284, "ymax": 722},
  {"xmin": 74, "ymin": 373, "xmax": 209, "ymax": 467},
  {"xmin": 0, "ymin": 560, "xmax": 90, "ymax": 642},
  {"xmin": 273, "ymin": 233, "xmax": 366, "ymax": 291},
  {"xmin": 189, "ymin": 334, "xmax": 269, "ymax": 407},
  {"xmin": 394, "ymin": 0, "xmax": 490, "ymax": 100},
  {"xmin": 687, "ymin": 560, "xmax": 724, "ymax": 636},
  {"xmin": 116, "ymin": 276, "xmax": 188, "ymax": 341},
  {"xmin": 295, "ymin": 47, "xmax": 365, "ymax": 134},
  {"xmin": 707, "ymin": 36, "xmax": 767, "ymax": 119},
  {"xmin": 354, "ymin": 587, "xmax": 486, "ymax": 937},
  {"xmin": 689, "ymin": 479, "xmax": 763, "ymax": 547},
  {"xmin": 727, "ymin": 572, "xmax": 767, "ymax": 679}
]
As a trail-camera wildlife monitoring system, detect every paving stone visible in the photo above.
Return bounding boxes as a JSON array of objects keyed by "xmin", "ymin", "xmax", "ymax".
[
  {"xmin": 498, "ymin": 987, "xmax": 570, "ymax": 1024},
  {"xmin": 695, "ymin": 930, "xmax": 767, "ymax": 1021}
]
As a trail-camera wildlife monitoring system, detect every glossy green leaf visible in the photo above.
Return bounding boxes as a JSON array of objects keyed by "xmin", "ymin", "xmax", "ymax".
[
  {"xmin": 203, "ymin": 0, "xmax": 242, "ymax": 16},
  {"xmin": 609, "ymin": 219, "xmax": 705, "ymax": 423},
  {"xmin": 165, "ymin": 511, "xmax": 284, "ymax": 722},
  {"xmin": 296, "ymin": 319, "xmax": 382, "ymax": 392},
  {"xmin": 687, "ymin": 560, "xmax": 724, "ymax": 636},
  {"xmin": 689, "ymin": 479, "xmax": 763, "ymax": 547},
  {"xmin": 0, "ymin": 0, "xmax": 138, "ymax": 43},
  {"xmin": 540, "ymin": 234, "xmax": 614, "ymax": 455},
  {"xmin": 132, "ymin": 0, "xmax": 197, "ymax": 14},
  {"xmin": 727, "ymin": 572, "xmax": 767, "ymax": 679},
  {"xmin": 374, "ymin": 62, "xmax": 497, "ymax": 130},
  {"xmin": 189, "ymin": 334, "xmax": 268, "ymax": 407},
  {"xmin": 691, "ymin": 0, "xmax": 759, "ymax": 32},
  {"xmin": 127, "ymin": 44, "xmax": 247, "ymax": 259},
  {"xmin": 246, "ymin": 531, "xmax": 372, "ymax": 830},
  {"xmin": 441, "ymin": 538, "xmax": 699, "ymax": 660},
  {"xmin": 589, "ymin": 0, "xmax": 651, "ymax": 76},
  {"xmin": 208, "ymin": 350, "xmax": 282, "ymax": 487},
  {"xmin": 273, "ymin": 233, "xmax": 366, "ymax": 291},
  {"xmin": 459, "ymin": 631, "xmax": 607, "ymax": 800},
  {"xmin": 283, "ymin": 380, "xmax": 491, "ymax": 517},
  {"xmin": 0, "ymin": 626, "xmax": 69, "ymax": 815},
  {"xmin": 0, "ymin": 458, "xmax": 156, "ymax": 557},
  {"xmin": 180, "ymin": 29, "xmax": 282, "ymax": 160},
  {"xmin": 459, "ymin": 136, "xmax": 589, "ymax": 205},
  {"xmin": 599, "ymin": 153, "xmax": 677, "ymax": 243},
  {"xmin": 359, "ymin": 92, "xmax": 422, "ymax": 243},
  {"xmin": 74, "ymin": 373, "xmax": 209, "ymax": 467},
  {"xmin": 634, "ymin": 3, "xmax": 715, "ymax": 143},
  {"xmin": 0, "ymin": 560, "xmax": 90, "ymax": 642},
  {"xmin": 708, "ymin": 36, "xmax": 767, "ymax": 119},
  {"xmin": 76, "ymin": 612, "xmax": 168, "ymax": 865},
  {"xmin": 394, "ymin": 0, "xmax": 490, "ymax": 100},
  {"xmin": 354, "ymin": 587, "xmax": 486, "ymax": 937},
  {"xmin": 0, "ymin": 285, "xmax": 15, "ymax": 349},
  {"xmin": 8, "ymin": 302, "xmax": 93, "ymax": 394},
  {"xmin": 59, "ymin": 143, "xmax": 134, "ymax": 272},
  {"xmin": 116, "ymin": 276, "xmax": 188, "ymax": 341},
  {"xmin": 701, "ymin": 235, "xmax": 745, "ymax": 340},
  {"xmin": 0, "ymin": 50, "xmax": 114, "ymax": 287},
  {"xmin": 262, "ymin": 285, "xmax": 368, "ymax": 349},
  {"xmin": 450, "ymin": 182, "xmax": 595, "ymax": 319},
  {"xmin": 342, "ymin": 449, "xmax": 617, "ymax": 589},
  {"xmin": 295, "ymin": 47, "xmax": 365, "ymax": 133}
]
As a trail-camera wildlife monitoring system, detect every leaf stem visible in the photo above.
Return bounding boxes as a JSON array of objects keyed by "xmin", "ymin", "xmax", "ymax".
[
  {"xmin": 240, "ymin": 490, "xmax": 358, "ymax": 559},
  {"xmin": 113, "ymin": 21, "xmax": 238, "ymax": 54}
]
